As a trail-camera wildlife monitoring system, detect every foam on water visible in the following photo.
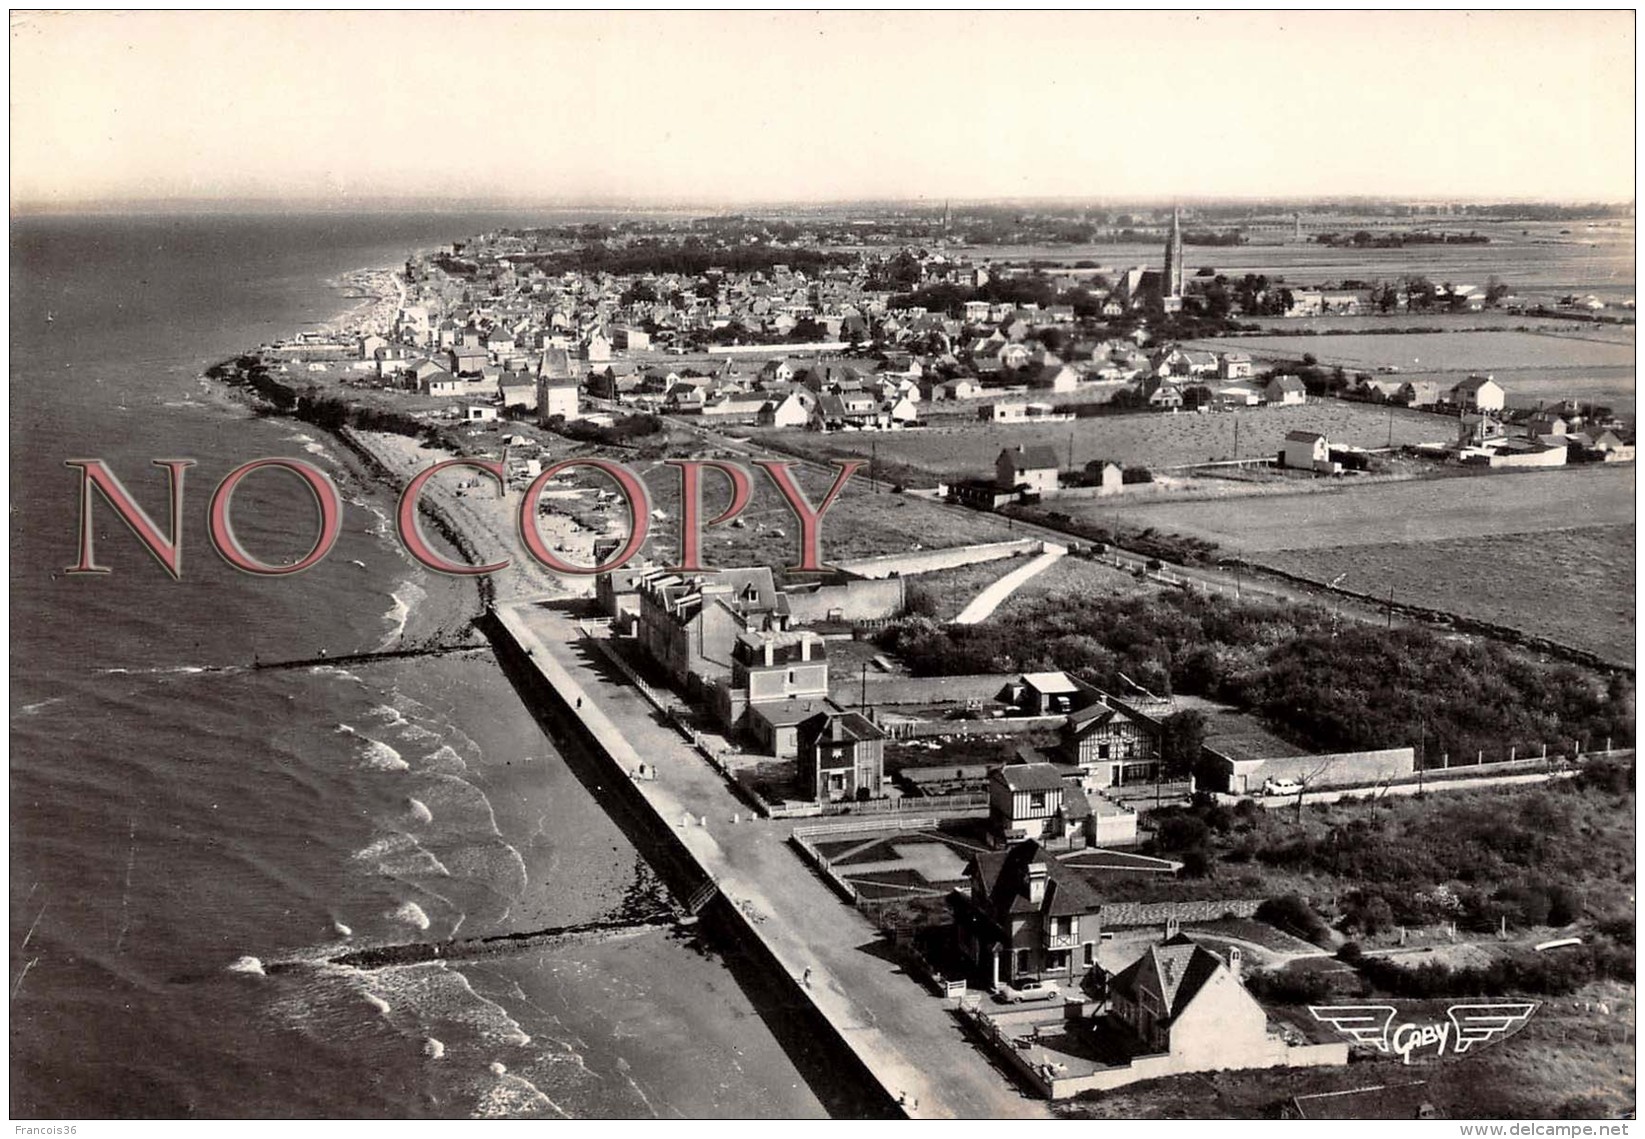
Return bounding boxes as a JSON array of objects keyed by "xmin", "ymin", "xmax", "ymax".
[
  {"xmin": 227, "ymin": 956, "xmax": 266, "ymax": 976},
  {"xmin": 362, "ymin": 992, "xmax": 392, "ymax": 1017},
  {"xmin": 390, "ymin": 901, "xmax": 431, "ymax": 931},
  {"xmin": 406, "ymin": 797, "xmax": 433, "ymax": 825},
  {"xmin": 332, "ymin": 920, "xmax": 353, "ymax": 938},
  {"xmin": 355, "ymin": 833, "xmax": 451, "ymax": 879},
  {"xmin": 423, "ymin": 1037, "xmax": 445, "ymax": 1060},
  {"xmin": 377, "ymin": 579, "xmax": 428, "ymax": 650},
  {"xmin": 358, "ymin": 738, "xmax": 409, "ymax": 773}
]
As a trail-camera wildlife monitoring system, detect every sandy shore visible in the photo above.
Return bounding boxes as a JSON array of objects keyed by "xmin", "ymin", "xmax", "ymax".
[
  {"xmin": 318, "ymin": 266, "xmax": 406, "ymax": 340},
  {"xmin": 345, "ymin": 429, "xmax": 601, "ymax": 603}
]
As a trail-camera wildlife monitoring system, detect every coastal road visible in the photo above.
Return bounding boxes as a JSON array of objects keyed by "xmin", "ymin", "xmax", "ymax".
[{"xmin": 498, "ymin": 603, "xmax": 1052, "ymax": 1119}]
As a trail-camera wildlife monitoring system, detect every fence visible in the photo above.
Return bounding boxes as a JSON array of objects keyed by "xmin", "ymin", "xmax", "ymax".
[
  {"xmin": 877, "ymin": 716, "xmax": 1063, "ymax": 740},
  {"xmin": 819, "ymin": 791, "xmax": 989, "ymax": 817}
]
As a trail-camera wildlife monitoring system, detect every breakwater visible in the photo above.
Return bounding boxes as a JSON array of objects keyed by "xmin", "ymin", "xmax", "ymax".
[{"xmin": 479, "ymin": 605, "xmax": 906, "ymax": 1119}]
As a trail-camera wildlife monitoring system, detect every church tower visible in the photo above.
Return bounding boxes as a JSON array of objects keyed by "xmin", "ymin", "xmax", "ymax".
[{"xmin": 1163, "ymin": 206, "xmax": 1184, "ymax": 299}]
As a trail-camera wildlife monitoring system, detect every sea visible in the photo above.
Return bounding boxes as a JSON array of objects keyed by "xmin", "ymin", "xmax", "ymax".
[{"xmin": 8, "ymin": 212, "xmax": 828, "ymax": 1118}]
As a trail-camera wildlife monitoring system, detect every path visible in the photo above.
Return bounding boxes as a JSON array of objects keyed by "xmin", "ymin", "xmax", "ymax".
[
  {"xmin": 1255, "ymin": 768, "xmax": 1578, "ymax": 809},
  {"xmin": 951, "ymin": 543, "xmax": 1066, "ymax": 624}
]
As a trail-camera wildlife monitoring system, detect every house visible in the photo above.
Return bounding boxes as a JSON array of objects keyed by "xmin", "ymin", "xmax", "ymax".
[
  {"xmin": 1217, "ymin": 351, "xmax": 1253, "ymax": 380},
  {"xmin": 1282, "ymin": 430, "xmax": 1332, "ymax": 471},
  {"xmin": 463, "ymin": 403, "xmax": 499, "ymax": 422},
  {"xmin": 537, "ymin": 376, "xmax": 580, "ymax": 422},
  {"xmin": 885, "ymin": 395, "xmax": 920, "ymax": 424},
  {"xmin": 996, "ymin": 444, "xmax": 1061, "ymax": 497},
  {"xmin": 716, "ymin": 628, "xmax": 829, "ymax": 747},
  {"xmin": 1526, "ymin": 409, "xmax": 1569, "ymax": 437},
  {"xmin": 1396, "ymin": 380, "xmax": 1441, "ymax": 407},
  {"xmin": 636, "ymin": 567, "xmax": 789, "ymax": 693},
  {"xmin": 1106, "ymin": 932, "xmax": 1271, "ymax": 1073},
  {"xmin": 1058, "ymin": 695, "xmax": 1162, "ymax": 790},
  {"xmin": 611, "ymin": 326, "xmax": 650, "ymax": 351},
  {"xmin": 499, "ymin": 377, "xmax": 538, "ymax": 411},
  {"xmin": 582, "ymin": 328, "xmax": 613, "ymax": 362},
  {"xmin": 800, "ymin": 709, "xmax": 887, "ymax": 802},
  {"xmin": 1264, "ymin": 374, "xmax": 1307, "ymax": 406},
  {"xmin": 986, "ymin": 762, "xmax": 1091, "ymax": 850},
  {"xmin": 449, "ymin": 345, "xmax": 488, "ymax": 376},
  {"xmin": 1086, "ymin": 461, "xmax": 1124, "ymax": 496},
  {"xmin": 758, "ymin": 391, "xmax": 814, "ymax": 428},
  {"xmin": 997, "ymin": 671, "xmax": 1090, "ymax": 717},
  {"xmin": 1448, "ymin": 374, "xmax": 1506, "ymax": 412},
  {"xmin": 952, "ymin": 839, "xmax": 1105, "ymax": 991},
  {"xmin": 422, "ymin": 368, "xmax": 463, "ymax": 397}
]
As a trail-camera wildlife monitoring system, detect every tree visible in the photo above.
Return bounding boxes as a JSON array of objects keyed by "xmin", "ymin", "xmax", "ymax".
[{"xmin": 1158, "ymin": 709, "xmax": 1208, "ymax": 779}]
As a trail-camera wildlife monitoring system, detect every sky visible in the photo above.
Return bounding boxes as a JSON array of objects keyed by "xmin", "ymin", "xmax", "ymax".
[{"xmin": 8, "ymin": 10, "xmax": 1637, "ymax": 209}]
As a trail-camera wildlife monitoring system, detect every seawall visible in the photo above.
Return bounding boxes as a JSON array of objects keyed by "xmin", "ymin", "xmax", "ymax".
[{"xmin": 479, "ymin": 606, "xmax": 905, "ymax": 1119}]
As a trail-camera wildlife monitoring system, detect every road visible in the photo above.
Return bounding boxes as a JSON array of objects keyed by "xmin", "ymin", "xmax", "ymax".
[{"xmin": 498, "ymin": 603, "xmax": 1052, "ymax": 1119}]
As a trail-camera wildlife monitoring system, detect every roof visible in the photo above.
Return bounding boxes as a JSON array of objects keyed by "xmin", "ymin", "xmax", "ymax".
[
  {"xmin": 1107, "ymin": 933, "xmax": 1225, "ymax": 1019},
  {"xmin": 798, "ymin": 709, "xmax": 886, "ymax": 748},
  {"xmin": 751, "ymin": 697, "xmax": 839, "ymax": 729},
  {"xmin": 970, "ymin": 840, "xmax": 1105, "ymax": 922},
  {"xmin": 1452, "ymin": 374, "xmax": 1499, "ymax": 392},
  {"xmin": 993, "ymin": 762, "xmax": 1069, "ymax": 793},
  {"xmin": 1285, "ymin": 430, "xmax": 1327, "ymax": 443},
  {"xmin": 1000, "ymin": 444, "xmax": 1061, "ymax": 472},
  {"xmin": 1268, "ymin": 374, "xmax": 1307, "ymax": 392},
  {"xmin": 1021, "ymin": 671, "xmax": 1080, "ymax": 696}
]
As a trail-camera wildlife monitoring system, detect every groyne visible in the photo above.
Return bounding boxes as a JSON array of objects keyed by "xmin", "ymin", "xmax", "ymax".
[{"xmin": 479, "ymin": 605, "xmax": 907, "ymax": 1119}]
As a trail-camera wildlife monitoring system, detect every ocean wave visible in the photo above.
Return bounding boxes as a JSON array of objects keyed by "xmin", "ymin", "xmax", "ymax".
[
  {"xmin": 332, "ymin": 919, "xmax": 353, "ymax": 938},
  {"xmin": 309, "ymin": 665, "xmax": 362, "ymax": 682},
  {"xmin": 406, "ymin": 797, "xmax": 433, "ymax": 825},
  {"xmin": 355, "ymin": 832, "xmax": 450, "ymax": 878},
  {"xmin": 368, "ymin": 704, "xmax": 408, "ymax": 728},
  {"xmin": 474, "ymin": 1070, "xmax": 564, "ymax": 1120},
  {"xmin": 389, "ymin": 901, "xmax": 431, "ymax": 931},
  {"xmin": 227, "ymin": 955, "xmax": 266, "ymax": 976},
  {"xmin": 423, "ymin": 1037, "xmax": 446, "ymax": 1060},
  {"xmin": 422, "ymin": 744, "xmax": 469, "ymax": 775},
  {"xmin": 377, "ymin": 579, "xmax": 428, "ymax": 650},
  {"xmin": 358, "ymin": 738, "xmax": 409, "ymax": 773},
  {"xmin": 17, "ymin": 697, "xmax": 65, "ymax": 715},
  {"xmin": 362, "ymin": 991, "xmax": 393, "ymax": 1017}
]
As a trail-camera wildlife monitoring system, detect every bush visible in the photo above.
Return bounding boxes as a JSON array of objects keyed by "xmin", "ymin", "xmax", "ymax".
[{"xmin": 1257, "ymin": 894, "xmax": 1336, "ymax": 948}]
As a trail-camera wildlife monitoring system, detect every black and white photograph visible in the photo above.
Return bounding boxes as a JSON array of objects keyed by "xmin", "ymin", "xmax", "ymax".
[{"xmin": 8, "ymin": 9, "xmax": 1637, "ymax": 1123}]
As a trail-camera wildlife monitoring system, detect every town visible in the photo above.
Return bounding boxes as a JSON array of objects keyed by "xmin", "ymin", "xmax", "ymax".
[{"xmin": 211, "ymin": 199, "xmax": 1635, "ymax": 1120}]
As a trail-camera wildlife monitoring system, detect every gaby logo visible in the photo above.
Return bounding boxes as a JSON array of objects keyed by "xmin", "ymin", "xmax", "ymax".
[{"xmin": 1308, "ymin": 1003, "xmax": 1538, "ymax": 1064}]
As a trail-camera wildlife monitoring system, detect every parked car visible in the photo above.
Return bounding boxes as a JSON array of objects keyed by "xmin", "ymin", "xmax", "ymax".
[
  {"xmin": 995, "ymin": 979, "xmax": 1061, "ymax": 1005},
  {"xmin": 1262, "ymin": 777, "xmax": 1304, "ymax": 797}
]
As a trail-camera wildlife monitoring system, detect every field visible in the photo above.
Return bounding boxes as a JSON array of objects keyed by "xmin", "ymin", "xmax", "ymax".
[
  {"xmin": 898, "ymin": 219, "xmax": 1635, "ymax": 305},
  {"xmin": 1185, "ymin": 329, "xmax": 1636, "ymax": 372},
  {"xmin": 1079, "ymin": 464, "xmax": 1634, "ymax": 553},
  {"xmin": 1258, "ymin": 524, "xmax": 1636, "ymax": 667},
  {"xmin": 756, "ymin": 402, "xmax": 1453, "ymax": 482}
]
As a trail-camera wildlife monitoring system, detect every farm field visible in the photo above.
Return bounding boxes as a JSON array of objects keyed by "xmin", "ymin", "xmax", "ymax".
[
  {"xmin": 1257, "ymin": 524, "xmax": 1636, "ymax": 667},
  {"xmin": 1186, "ymin": 329, "xmax": 1637, "ymax": 372},
  {"xmin": 899, "ymin": 220, "xmax": 1635, "ymax": 305},
  {"xmin": 1079, "ymin": 464, "xmax": 1634, "ymax": 553},
  {"xmin": 1243, "ymin": 312, "xmax": 1637, "ymax": 336},
  {"xmin": 756, "ymin": 402, "xmax": 1454, "ymax": 482}
]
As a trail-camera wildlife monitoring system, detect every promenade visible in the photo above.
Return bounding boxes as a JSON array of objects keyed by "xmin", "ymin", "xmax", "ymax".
[{"xmin": 493, "ymin": 599, "xmax": 1051, "ymax": 1119}]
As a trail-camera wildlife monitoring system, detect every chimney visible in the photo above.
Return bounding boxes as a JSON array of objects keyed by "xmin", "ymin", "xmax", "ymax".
[
  {"xmin": 1027, "ymin": 861, "xmax": 1049, "ymax": 904},
  {"xmin": 1164, "ymin": 916, "xmax": 1180, "ymax": 940},
  {"xmin": 762, "ymin": 639, "xmax": 774, "ymax": 666},
  {"xmin": 800, "ymin": 634, "xmax": 811, "ymax": 661}
]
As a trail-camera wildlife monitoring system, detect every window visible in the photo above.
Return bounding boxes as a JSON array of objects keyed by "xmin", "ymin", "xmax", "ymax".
[
  {"xmin": 1029, "ymin": 791, "xmax": 1046, "ymax": 811},
  {"xmin": 1083, "ymin": 942, "xmax": 1095, "ymax": 967},
  {"xmin": 1015, "ymin": 948, "xmax": 1031, "ymax": 975},
  {"xmin": 1097, "ymin": 743, "xmax": 1111, "ymax": 760},
  {"xmin": 1046, "ymin": 950, "xmax": 1069, "ymax": 971}
]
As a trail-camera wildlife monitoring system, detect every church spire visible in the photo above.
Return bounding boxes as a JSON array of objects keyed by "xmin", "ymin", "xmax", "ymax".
[{"xmin": 1164, "ymin": 206, "xmax": 1184, "ymax": 298}]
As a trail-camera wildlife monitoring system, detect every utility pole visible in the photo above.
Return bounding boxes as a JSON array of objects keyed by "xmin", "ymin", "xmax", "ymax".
[
  {"xmin": 1233, "ymin": 416, "xmax": 1240, "ymax": 461},
  {"xmin": 860, "ymin": 661, "xmax": 868, "ymax": 711},
  {"xmin": 871, "ymin": 439, "xmax": 878, "ymax": 494}
]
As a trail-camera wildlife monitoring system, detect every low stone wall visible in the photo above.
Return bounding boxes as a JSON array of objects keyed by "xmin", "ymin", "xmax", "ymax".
[{"xmin": 835, "ymin": 539, "xmax": 1041, "ymax": 580}]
